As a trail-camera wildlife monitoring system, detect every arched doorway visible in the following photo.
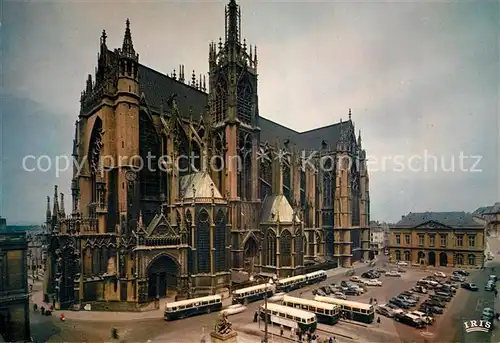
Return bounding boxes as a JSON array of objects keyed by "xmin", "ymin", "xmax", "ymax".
[
  {"xmin": 147, "ymin": 254, "xmax": 180, "ymax": 299},
  {"xmin": 439, "ymin": 252, "xmax": 448, "ymax": 267},
  {"xmin": 428, "ymin": 251, "xmax": 436, "ymax": 266},
  {"xmin": 244, "ymin": 236, "xmax": 259, "ymax": 273},
  {"xmin": 418, "ymin": 251, "xmax": 425, "ymax": 264}
]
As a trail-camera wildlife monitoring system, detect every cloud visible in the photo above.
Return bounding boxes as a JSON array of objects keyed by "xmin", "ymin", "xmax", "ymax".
[{"xmin": 1, "ymin": 0, "xmax": 498, "ymax": 224}]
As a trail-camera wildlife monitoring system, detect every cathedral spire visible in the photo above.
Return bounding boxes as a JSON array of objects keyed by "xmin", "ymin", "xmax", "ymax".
[
  {"xmin": 60, "ymin": 193, "xmax": 65, "ymax": 216},
  {"xmin": 122, "ymin": 18, "xmax": 135, "ymax": 56},
  {"xmin": 53, "ymin": 185, "xmax": 59, "ymax": 216},
  {"xmin": 225, "ymin": 0, "xmax": 241, "ymax": 44},
  {"xmin": 46, "ymin": 196, "xmax": 51, "ymax": 220}
]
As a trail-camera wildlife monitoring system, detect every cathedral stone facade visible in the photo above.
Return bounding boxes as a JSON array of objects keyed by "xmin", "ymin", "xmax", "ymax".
[{"xmin": 43, "ymin": 0, "xmax": 371, "ymax": 310}]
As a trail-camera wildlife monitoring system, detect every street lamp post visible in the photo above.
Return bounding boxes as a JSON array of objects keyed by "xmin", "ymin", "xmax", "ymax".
[{"xmin": 262, "ymin": 291, "xmax": 269, "ymax": 343}]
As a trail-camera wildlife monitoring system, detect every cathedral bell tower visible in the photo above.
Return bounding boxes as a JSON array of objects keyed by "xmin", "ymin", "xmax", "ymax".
[
  {"xmin": 208, "ymin": 0, "xmax": 259, "ymax": 204},
  {"xmin": 114, "ymin": 19, "xmax": 140, "ymax": 234}
]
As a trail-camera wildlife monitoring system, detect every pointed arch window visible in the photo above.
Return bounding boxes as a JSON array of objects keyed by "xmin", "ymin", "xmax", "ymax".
[
  {"xmin": 196, "ymin": 209, "xmax": 210, "ymax": 273},
  {"xmin": 295, "ymin": 229, "xmax": 303, "ymax": 266},
  {"xmin": 237, "ymin": 81, "xmax": 253, "ymax": 124},
  {"xmin": 267, "ymin": 229, "xmax": 277, "ymax": 266},
  {"xmin": 281, "ymin": 230, "xmax": 292, "ymax": 267},
  {"xmin": 238, "ymin": 132, "xmax": 253, "ymax": 200},
  {"xmin": 326, "ymin": 230, "xmax": 334, "ymax": 257},
  {"xmin": 214, "ymin": 210, "xmax": 227, "ymax": 272}
]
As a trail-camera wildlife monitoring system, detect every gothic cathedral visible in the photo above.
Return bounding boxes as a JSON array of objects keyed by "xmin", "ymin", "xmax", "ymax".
[{"xmin": 43, "ymin": 0, "xmax": 371, "ymax": 310}]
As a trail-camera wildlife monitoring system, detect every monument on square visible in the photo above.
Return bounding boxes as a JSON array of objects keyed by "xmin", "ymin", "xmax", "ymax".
[{"xmin": 210, "ymin": 312, "xmax": 238, "ymax": 343}]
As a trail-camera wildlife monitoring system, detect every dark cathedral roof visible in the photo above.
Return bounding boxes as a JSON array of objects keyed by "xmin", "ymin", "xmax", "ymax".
[
  {"xmin": 396, "ymin": 212, "xmax": 482, "ymax": 228},
  {"xmin": 137, "ymin": 63, "xmax": 349, "ymax": 151}
]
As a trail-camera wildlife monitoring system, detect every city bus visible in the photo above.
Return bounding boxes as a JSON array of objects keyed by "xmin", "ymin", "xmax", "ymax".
[
  {"xmin": 305, "ymin": 270, "xmax": 327, "ymax": 285},
  {"xmin": 259, "ymin": 302, "xmax": 317, "ymax": 333},
  {"xmin": 164, "ymin": 295, "xmax": 222, "ymax": 321},
  {"xmin": 314, "ymin": 296, "xmax": 374, "ymax": 324},
  {"xmin": 277, "ymin": 275, "xmax": 307, "ymax": 292},
  {"xmin": 232, "ymin": 283, "xmax": 276, "ymax": 305},
  {"xmin": 282, "ymin": 295, "xmax": 340, "ymax": 325}
]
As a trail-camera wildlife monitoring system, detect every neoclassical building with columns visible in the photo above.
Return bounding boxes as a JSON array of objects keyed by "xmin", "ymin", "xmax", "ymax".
[
  {"xmin": 43, "ymin": 0, "xmax": 371, "ymax": 310},
  {"xmin": 388, "ymin": 212, "xmax": 485, "ymax": 268}
]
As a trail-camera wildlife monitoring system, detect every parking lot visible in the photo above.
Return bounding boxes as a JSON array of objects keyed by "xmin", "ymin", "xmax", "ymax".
[{"xmin": 296, "ymin": 261, "xmax": 476, "ymax": 343}]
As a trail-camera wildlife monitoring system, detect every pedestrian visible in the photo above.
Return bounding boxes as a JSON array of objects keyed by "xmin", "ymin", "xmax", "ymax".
[
  {"xmin": 253, "ymin": 311, "xmax": 258, "ymax": 322},
  {"xmin": 40, "ymin": 306, "xmax": 45, "ymax": 315},
  {"xmin": 298, "ymin": 331, "xmax": 303, "ymax": 342},
  {"xmin": 290, "ymin": 327, "xmax": 295, "ymax": 338},
  {"xmin": 33, "ymin": 303, "xmax": 38, "ymax": 312},
  {"xmin": 377, "ymin": 316, "xmax": 381, "ymax": 327},
  {"xmin": 280, "ymin": 325, "xmax": 284, "ymax": 336},
  {"xmin": 329, "ymin": 337, "xmax": 333, "ymax": 343}
]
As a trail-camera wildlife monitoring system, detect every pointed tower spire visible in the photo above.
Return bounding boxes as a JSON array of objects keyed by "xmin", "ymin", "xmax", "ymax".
[
  {"xmin": 225, "ymin": 0, "xmax": 241, "ymax": 44},
  {"xmin": 122, "ymin": 18, "xmax": 135, "ymax": 56},
  {"xmin": 138, "ymin": 210, "xmax": 143, "ymax": 230},
  {"xmin": 358, "ymin": 130, "xmax": 362, "ymax": 147},
  {"xmin": 348, "ymin": 108, "xmax": 352, "ymax": 120},
  {"xmin": 60, "ymin": 193, "xmax": 65, "ymax": 216},
  {"xmin": 46, "ymin": 196, "xmax": 51, "ymax": 220},
  {"xmin": 53, "ymin": 185, "xmax": 59, "ymax": 216}
]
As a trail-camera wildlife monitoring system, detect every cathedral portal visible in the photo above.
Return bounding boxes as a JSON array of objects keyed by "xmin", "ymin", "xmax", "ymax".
[{"xmin": 147, "ymin": 254, "xmax": 180, "ymax": 299}]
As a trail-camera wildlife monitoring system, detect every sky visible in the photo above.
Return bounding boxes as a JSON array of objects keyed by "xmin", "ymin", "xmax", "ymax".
[{"xmin": 1, "ymin": 0, "xmax": 499, "ymax": 225}]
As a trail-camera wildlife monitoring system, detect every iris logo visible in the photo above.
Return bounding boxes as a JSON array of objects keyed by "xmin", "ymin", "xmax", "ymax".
[{"xmin": 463, "ymin": 319, "xmax": 492, "ymax": 333}]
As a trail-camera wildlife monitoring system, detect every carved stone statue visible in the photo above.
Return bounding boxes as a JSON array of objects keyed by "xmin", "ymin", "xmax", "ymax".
[
  {"xmin": 107, "ymin": 257, "xmax": 116, "ymax": 275},
  {"xmin": 214, "ymin": 312, "xmax": 233, "ymax": 335}
]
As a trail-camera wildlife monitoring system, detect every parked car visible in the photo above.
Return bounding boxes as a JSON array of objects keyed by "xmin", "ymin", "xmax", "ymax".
[
  {"xmin": 386, "ymin": 271, "xmax": 401, "ymax": 277},
  {"xmin": 349, "ymin": 276, "xmax": 361, "ymax": 283},
  {"xmin": 435, "ymin": 290, "xmax": 453, "ymax": 298},
  {"xmin": 344, "ymin": 288, "xmax": 361, "ymax": 296},
  {"xmin": 489, "ymin": 275, "xmax": 498, "ymax": 282},
  {"xmin": 461, "ymin": 282, "xmax": 478, "ymax": 291},
  {"xmin": 374, "ymin": 268, "xmax": 387, "ymax": 273},
  {"xmin": 412, "ymin": 285, "xmax": 427, "ymax": 294},
  {"xmin": 397, "ymin": 296, "xmax": 417, "ymax": 306},
  {"xmin": 320, "ymin": 286, "xmax": 332, "ymax": 295},
  {"xmin": 390, "ymin": 298, "xmax": 412, "ymax": 309},
  {"xmin": 400, "ymin": 292, "xmax": 420, "ymax": 301},
  {"xmin": 411, "ymin": 311, "xmax": 434, "ymax": 325},
  {"xmin": 361, "ymin": 272, "xmax": 378, "ymax": 279},
  {"xmin": 397, "ymin": 261, "xmax": 409, "ymax": 267},
  {"xmin": 419, "ymin": 304, "xmax": 444, "ymax": 315},
  {"xmin": 376, "ymin": 304, "xmax": 394, "ymax": 318},
  {"xmin": 450, "ymin": 275, "xmax": 465, "ymax": 282},
  {"xmin": 424, "ymin": 299, "xmax": 445, "ymax": 308},
  {"xmin": 332, "ymin": 292, "xmax": 347, "ymax": 300},
  {"xmin": 453, "ymin": 270, "xmax": 469, "ymax": 276},
  {"xmin": 394, "ymin": 313, "xmax": 426, "ymax": 328},
  {"xmin": 485, "ymin": 280, "xmax": 496, "ymax": 291},
  {"xmin": 361, "ymin": 279, "xmax": 380, "ymax": 286},
  {"xmin": 434, "ymin": 271, "xmax": 446, "ymax": 278}
]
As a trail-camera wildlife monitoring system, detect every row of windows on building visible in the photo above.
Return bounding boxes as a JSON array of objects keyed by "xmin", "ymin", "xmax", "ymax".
[
  {"xmin": 394, "ymin": 234, "xmax": 476, "ymax": 248},
  {"xmin": 394, "ymin": 250, "xmax": 477, "ymax": 265}
]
